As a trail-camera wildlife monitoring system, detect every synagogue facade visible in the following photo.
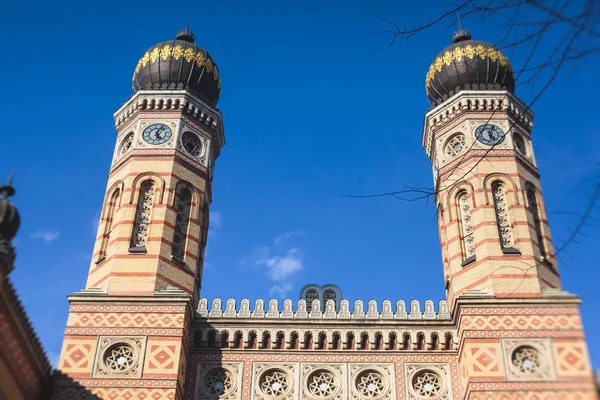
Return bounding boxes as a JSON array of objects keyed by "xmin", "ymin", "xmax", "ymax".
[{"xmin": 9, "ymin": 25, "xmax": 597, "ymax": 400}]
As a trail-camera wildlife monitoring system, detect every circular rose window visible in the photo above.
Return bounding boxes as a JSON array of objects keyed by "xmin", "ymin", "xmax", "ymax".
[
  {"xmin": 204, "ymin": 367, "xmax": 234, "ymax": 396},
  {"xmin": 103, "ymin": 343, "xmax": 136, "ymax": 373},
  {"xmin": 411, "ymin": 370, "xmax": 443, "ymax": 399},
  {"xmin": 259, "ymin": 369, "xmax": 290, "ymax": 398},
  {"xmin": 512, "ymin": 345, "xmax": 541, "ymax": 374},
  {"xmin": 355, "ymin": 369, "xmax": 387, "ymax": 398},
  {"xmin": 181, "ymin": 131, "xmax": 203, "ymax": 157},
  {"xmin": 307, "ymin": 370, "xmax": 338, "ymax": 398}
]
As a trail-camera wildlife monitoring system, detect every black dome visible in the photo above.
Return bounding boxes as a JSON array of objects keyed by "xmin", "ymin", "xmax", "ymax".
[
  {"xmin": 0, "ymin": 179, "xmax": 20, "ymax": 242},
  {"xmin": 426, "ymin": 30, "xmax": 515, "ymax": 106},
  {"xmin": 132, "ymin": 28, "xmax": 221, "ymax": 107}
]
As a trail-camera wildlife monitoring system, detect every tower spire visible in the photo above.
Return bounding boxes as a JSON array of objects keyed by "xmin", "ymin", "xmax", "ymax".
[
  {"xmin": 0, "ymin": 169, "xmax": 15, "ymax": 199},
  {"xmin": 452, "ymin": 12, "xmax": 472, "ymax": 43}
]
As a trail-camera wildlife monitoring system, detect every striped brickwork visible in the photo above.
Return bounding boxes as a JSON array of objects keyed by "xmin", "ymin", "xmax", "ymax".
[
  {"xmin": 54, "ymin": 90, "xmax": 223, "ymax": 400},
  {"xmin": 423, "ymin": 92, "xmax": 560, "ymax": 309}
]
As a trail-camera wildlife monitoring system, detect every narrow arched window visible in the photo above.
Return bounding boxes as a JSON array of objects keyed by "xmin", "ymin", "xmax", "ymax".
[
  {"xmin": 457, "ymin": 191, "xmax": 475, "ymax": 261},
  {"xmin": 98, "ymin": 189, "xmax": 120, "ymax": 262},
  {"xmin": 131, "ymin": 180, "xmax": 156, "ymax": 250},
  {"xmin": 172, "ymin": 187, "xmax": 192, "ymax": 259},
  {"xmin": 526, "ymin": 184, "xmax": 547, "ymax": 258},
  {"xmin": 289, "ymin": 332, "xmax": 299, "ymax": 349},
  {"xmin": 323, "ymin": 290, "xmax": 336, "ymax": 309},
  {"xmin": 305, "ymin": 289, "xmax": 318, "ymax": 312},
  {"xmin": 332, "ymin": 332, "xmax": 341, "ymax": 350},
  {"xmin": 491, "ymin": 181, "xmax": 514, "ymax": 249}
]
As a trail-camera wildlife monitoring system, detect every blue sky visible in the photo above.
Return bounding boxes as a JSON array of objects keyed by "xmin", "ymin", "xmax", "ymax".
[{"xmin": 3, "ymin": 0, "xmax": 599, "ymax": 369}]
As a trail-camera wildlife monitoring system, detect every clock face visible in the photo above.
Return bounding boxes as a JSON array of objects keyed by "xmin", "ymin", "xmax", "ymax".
[
  {"xmin": 142, "ymin": 124, "xmax": 172, "ymax": 145},
  {"xmin": 475, "ymin": 124, "xmax": 505, "ymax": 146}
]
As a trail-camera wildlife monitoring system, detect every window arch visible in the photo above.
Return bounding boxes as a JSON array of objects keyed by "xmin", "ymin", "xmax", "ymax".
[
  {"xmin": 323, "ymin": 289, "xmax": 336, "ymax": 306},
  {"xmin": 305, "ymin": 289, "xmax": 318, "ymax": 313},
  {"xmin": 526, "ymin": 183, "xmax": 547, "ymax": 258},
  {"xmin": 172, "ymin": 187, "xmax": 192, "ymax": 260},
  {"xmin": 457, "ymin": 191, "xmax": 475, "ymax": 262},
  {"xmin": 491, "ymin": 181, "xmax": 514, "ymax": 249},
  {"xmin": 98, "ymin": 189, "xmax": 120, "ymax": 262},
  {"xmin": 130, "ymin": 180, "xmax": 156, "ymax": 250}
]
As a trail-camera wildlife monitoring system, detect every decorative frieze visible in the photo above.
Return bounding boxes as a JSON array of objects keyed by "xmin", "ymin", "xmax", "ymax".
[{"xmin": 197, "ymin": 298, "xmax": 451, "ymax": 320}]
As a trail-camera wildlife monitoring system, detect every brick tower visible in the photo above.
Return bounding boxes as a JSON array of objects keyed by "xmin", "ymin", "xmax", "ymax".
[
  {"xmin": 423, "ymin": 28, "xmax": 597, "ymax": 399},
  {"xmin": 53, "ymin": 27, "xmax": 224, "ymax": 400}
]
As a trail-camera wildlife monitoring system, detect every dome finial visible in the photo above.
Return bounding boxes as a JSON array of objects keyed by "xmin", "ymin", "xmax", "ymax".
[
  {"xmin": 176, "ymin": 19, "xmax": 195, "ymax": 43},
  {"xmin": 452, "ymin": 12, "xmax": 472, "ymax": 43},
  {"xmin": 0, "ymin": 169, "xmax": 15, "ymax": 199}
]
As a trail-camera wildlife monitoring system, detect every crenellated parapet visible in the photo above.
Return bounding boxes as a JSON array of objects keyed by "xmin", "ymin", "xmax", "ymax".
[{"xmin": 196, "ymin": 298, "xmax": 451, "ymax": 320}]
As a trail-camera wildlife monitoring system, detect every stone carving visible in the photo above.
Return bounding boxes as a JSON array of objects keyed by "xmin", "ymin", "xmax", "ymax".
[
  {"xmin": 239, "ymin": 299, "xmax": 251, "ymax": 318},
  {"xmin": 438, "ymin": 300, "xmax": 450, "ymax": 319},
  {"xmin": 324, "ymin": 299, "xmax": 337, "ymax": 319},
  {"xmin": 224, "ymin": 298, "xmax": 237, "ymax": 318},
  {"xmin": 131, "ymin": 180, "xmax": 156, "ymax": 248},
  {"xmin": 501, "ymin": 338, "xmax": 555, "ymax": 380},
  {"xmin": 395, "ymin": 300, "xmax": 408, "ymax": 319},
  {"xmin": 404, "ymin": 363, "xmax": 452, "ymax": 400},
  {"xmin": 458, "ymin": 193, "xmax": 476, "ymax": 258},
  {"xmin": 309, "ymin": 300, "xmax": 322, "ymax": 318},
  {"xmin": 197, "ymin": 298, "xmax": 208, "ymax": 318},
  {"xmin": 296, "ymin": 299, "xmax": 308, "ymax": 318},
  {"xmin": 349, "ymin": 364, "xmax": 395, "ymax": 400},
  {"xmin": 366, "ymin": 300, "xmax": 379, "ymax": 319},
  {"xmin": 209, "ymin": 298, "xmax": 223, "ymax": 318},
  {"xmin": 381, "ymin": 300, "xmax": 393, "ymax": 319},
  {"xmin": 252, "ymin": 299, "xmax": 265, "ymax": 318},
  {"xmin": 93, "ymin": 336, "xmax": 146, "ymax": 378},
  {"xmin": 281, "ymin": 299, "xmax": 293, "ymax": 319},
  {"xmin": 199, "ymin": 298, "xmax": 450, "ymax": 320},
  {"xmin": 195, "ymin": 362, "xmax": 242, "ymax": 400},
  {"xmin": 338, "ymin": 300, "xmax": 351, "ymax": 319},
  {"xmin": 409, "ymin": 300, "xmax": 422, "ymax": 319},
  {"xmin": 266, "ymin": 299, "xmax": 279, "ymax": 319},
  {"xmin": 492, "ymin": 182, "xmax": 514, "ymax": 248},
  {"xmin": 423, "ymin": 300, "xmax": 436, "ymax": 319},
  {"xmin": 352, "ymin": 300, "xmax": 365, "ymax": 319}
]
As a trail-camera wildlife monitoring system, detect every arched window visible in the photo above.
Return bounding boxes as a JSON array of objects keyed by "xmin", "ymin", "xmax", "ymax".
[
  {"xmin": 491, "ymin": 181, "xmax": 514, "ymax": 249},
  {"xmin": 332, "ymin": 332, "xmax": 341, "ymax": 350},
  {"xmin": 172, "ymin": 187, "xmax": 192, "ymax": 259},
  {"xmin": 247, "ymin": 331, "xmax": 257, "ymax": 349},
  {"xmin": 304, "ymin": 332, "xmax": 313, "ymax": 350},
  {"xmin": 98, "ymin": 189, "xmax": 120, "ymax": 262},
  {"xmin": 289, "ymin": 332, "xmax": 299, "ymax": 349},
  {"xmin": 305, "ymin": 289, "xmax": 318, "ymax": 312},
  {"xmin": 275, "ymin": 331, "xmax": 285, "ymax": 350},
  {"xmin": 526, "ymin": 184, "xmax": 547, "ymax": 258},
  {"xmin": 130, "ymin": 180, "xmax": 156, "ymax": 250},
  {"xmin": 457, "ymin": 191, "xmax": 475, "ymax": 261},
  {"xmin": 346, "ymin": 332, "xmax": 355, "ymax": 350},
  {"xmin": 323, "ymin": 290, "xmax": 336, "ymax": 307}
]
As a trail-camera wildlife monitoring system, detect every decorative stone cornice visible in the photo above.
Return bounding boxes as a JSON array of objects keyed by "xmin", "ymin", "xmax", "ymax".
[
  {"xmin": 196, "ymin": 298, "xmax": 451, "ymax": 321},
  {"xmin": 422, "ymin": 91, "xmax": 534, "ymax": 158},
  {"xmin": 113, "ymin": 90, "xmax": 225, "ymax": 150}
]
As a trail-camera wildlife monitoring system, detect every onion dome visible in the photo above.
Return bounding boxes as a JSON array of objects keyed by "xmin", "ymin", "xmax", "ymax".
[
  {"xmin": 0, "ymin": 174, "xmax": 20, "ymax": 242},
  {"xmin": 425, "ymin": 29, "xmax": 515, "ymax": 106},
  {"xmin": 132, "ymin": 27, "xmax": 221, "ymax": 106}
]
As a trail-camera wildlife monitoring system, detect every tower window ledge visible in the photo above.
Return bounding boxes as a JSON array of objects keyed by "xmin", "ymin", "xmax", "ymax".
[
  {"xmin": 94, "ymin": 256, "xmax": 106, "ymax": 265},
  {"xmin": 461, "ymin": 255, "xmax": 476, "ymax": 267},
  {"xmin": 541, "ymin": 257, "xmax": 559, "ymax": 275},
  {"xmin": 128, "ymin": 246, "xmax": 147, "ymax": 254},
  {"xmin": 171, "ymin": 255, "xmax": 186, "ymax": 266},
  {"xmin": 502, "ymin": 247, "xmax": 521, "ymax": 255}
]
